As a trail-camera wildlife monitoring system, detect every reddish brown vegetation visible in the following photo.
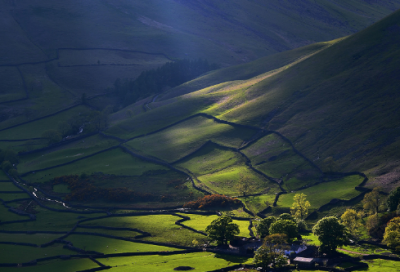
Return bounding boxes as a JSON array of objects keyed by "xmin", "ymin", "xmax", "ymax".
[{"xmin": 183, "ymin": 194, "xmax": 241, "ymax": 209}]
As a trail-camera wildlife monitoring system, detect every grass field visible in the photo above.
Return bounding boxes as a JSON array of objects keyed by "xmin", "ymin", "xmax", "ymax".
[
  {"xmin": 0, "ymin": 139, "xmax": 47, "ymax": 154},
  {"xmin": 277, "ymin": 175, "xmax": 364, "ymax": 210},
  {"xmin": 175, "ymin": 142, "xmax": 245, "ymax": 175},
  {"xmin": 126, "ymin": 116, "xmax": 258, "ymax": 162},
  {"xmin": 178, "ymin": 214, "xmax": 252, "ymax": 238},
  {"xmin": 75, "ymin": 227, "xmax": 141, "ymax": 239},
  {"xmin": 197, "ymin": 165, "xmax": 279, "ymax": 196},
  {"xmin": 242, "ymin": 133, "xmax": 322, "ymax": 190},
  {"xmin": 0, "ymin": 182, "xmax": 23, "ymax": 191},
  {"xmin": 98, "ymin": 252, "xmax": 252, "ymax": 272},
  {"xmin": 18, "ymin": 134, "xmax": 121, "ymax": 173},
  {"xmin": 0, "ymin": 204, "xmax": 29, "ymax": 222},
  {"xmin": 240, "ymin": 194, "xmax": 277, "ymax": 215},
  {"xmin": 0, "ymin": 105, "xmax": 90, "ymax": 140},
  {"xmin": 0, "ymin": 233, "xmax": 65, "ymax": 245},
  {"xmin": 0, "ymin": 243, "xmax": 72, "ymax": 263},
  {"xmin": 0, "ymin": 192, "xmax": 29, "ymax": 201},
  {"xmin": 0, "ymin": 67, "xmax": 26, "ymax": 103},
  {"xmin": 22, "ymin": 147, "xmax": 169, "ymax": 183},
  {"xmin": 65, "ymin": 234, "xmax": 180, "ymax": 254},
  {"xmin": 81, "ymin": 215, "xmax": 208, "ymax": 247},
  {"xmin": 0, "ymin": 258, "xmax": 98, "ymax": 272}
]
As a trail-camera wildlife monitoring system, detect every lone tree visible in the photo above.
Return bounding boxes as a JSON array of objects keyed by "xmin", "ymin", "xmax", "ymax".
[
  {"xmin": 205, "ymin": 215, "xmax": 239, "ymax": 246},
  {"xmin": 313, "ymin": 216, "xmax": 349, "ymax": 254},
  {"xmin": 387, "ymin": 187, "xmax": 400, "ymax": 212},
  {"xmin": 269, "ymin": 219, "xmax": 298, "ymax": 242},
  {"xmin": 291, "ymin": 193, "xmax": 311, "ymax": 220},
  {"xmin": 363, "ymin": 187, "xmax": 383, "ymax": 216},
  {"xmin": 256, "ymin": 216, "xmax": 276, "ymax": 238},
  {"xmin": 383, "ymin": 217, "xmax": 400, "ymax": 251},
  {"xmin": 340, "ymin": 209, "xmax": 362, "ymax": 240}
]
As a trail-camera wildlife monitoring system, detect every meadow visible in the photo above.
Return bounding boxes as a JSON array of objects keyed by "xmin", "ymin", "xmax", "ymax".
[
  {"xmin": 126, "ymin": 115, "xmax": 258, "ymax": 163},
  {"xmin": 277, "ymin": 175, "xmax": 365, "ymax": 210}
]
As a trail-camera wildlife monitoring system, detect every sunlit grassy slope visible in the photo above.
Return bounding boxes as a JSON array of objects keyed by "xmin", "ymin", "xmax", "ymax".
[{"xmin": 109, "ymin": 9, "xmax": 400, "ymax": 191}]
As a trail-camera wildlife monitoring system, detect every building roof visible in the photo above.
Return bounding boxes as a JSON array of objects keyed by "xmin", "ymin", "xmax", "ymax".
[{"xmin": 293, "ymin": 257, "xmax": 315, "ymax": 263}]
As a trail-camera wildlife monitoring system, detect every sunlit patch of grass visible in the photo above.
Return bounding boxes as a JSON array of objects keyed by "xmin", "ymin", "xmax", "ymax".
[
  {"xmin": 361, "ymin": 259, "xmax": 400, "ymax": 271},
  {"xmin": 240, "ymin": 194, "xmax": 276, "ymax": 215},
  {"xmin": 126, "ymin": 116, "xmax": 257, "ymax": 163},
  {"xmin": 65, "ymin": 234, "xmax": 180, "ymax": 254},
  {"xmin": 98, "ymin": 252, "xmax": 252, "ymax": 271},
  {"xmin": 301, "ymin": 232, "xmax": 320, "ymax": 246},
  {"xmin": 80, "ymin": 215, "xmax": 207, "ymax": 247},
  {"xmin": 277, "ymin": 175, "xmax": 364, "ymax": 209},
  {"xmin": 178, "ymin": 214, "xmax": 252, "ymax": 237},
  {"xmin": 197, "ymin": 165, "xmax": 277, "ymax": 196}
]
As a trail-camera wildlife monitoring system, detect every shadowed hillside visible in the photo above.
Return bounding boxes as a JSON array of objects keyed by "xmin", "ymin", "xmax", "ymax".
[{"xmin": 108, "ymin": 9, "xmax": 400, "ymax": 191}]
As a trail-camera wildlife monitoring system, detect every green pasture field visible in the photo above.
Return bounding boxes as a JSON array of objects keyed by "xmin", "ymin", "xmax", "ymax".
[
  {"xmin": 0, "ymin": 205, "xmax": 104, "ymax": 232},
  {"xmin": 0, "ymin": 233, "xmax": 64, "ymax": 245},
  {"xmin": 240, "ymin": 194, "xmax": 276, "ymax": 215},
  {"xmin": 340, "ymin": 244, "xmax": 392, "ymax": 256},
  {"xmin": 0, "ymin": 192, "xmax": 29, "ymax": 201},
  {"xmin": 0, "ymin": 182, "xmax": 23, "ymax": 191},
  {"xmin": 0, "ymin": 105, "xmax": 90, "ymax": 140},
  {"xmin": 65, "ymin": 234, "xmax": 180, "ymax": 254},
  {"xmin": 75, "ymin": 227, "xmax": 141, "ymax": 239},
  {"xmin": 22, "ymin": 147, "xmax": 168, "ymax": 183},
  {"xmin": 0, "ymin": 243, "xmax": 72, "ymax": 263},
  {"xmin": 0, "ymin": 171, "xmax": 9, "ymax": 180},
  {"xmin": 80, "ymin": 214, "xmax": 208, "ymax": 247},
  {"xmin": 0, "ymin": 67, "xmax": 26, "ymax": 103},
  {"xmin": 52, "ymin": 184, "xmax": 70, "ymax": 193},
  {"xmin": 242, "ymin": 133, "xmax": 321, "ymax": 190},
  {"xmin": 197, "ymin": 165, "xmax": 279, "ymax": 196},
  {"xmin": 0, "ymin": 139, "xmax": 47, "ymax": 154},
  {"xmin": 178, "ymin": 214, "xmax": 252, "ymax": 238},
  {"xmin": 175, "ymin": 142, "xmax": 245, "ymax": 175},
  {"xmin": 98, "ymin": 252, "xmax": 252, "ymax": 272},
  {"xmin": 18, "ymin": 134, "xmax": 121, "ymax": 173},
  {"xmin": 126, "ymin": 116, "xmax": 257, "ymax": 163},
  {"xmin": 361, "ymin": 259, "xmax": 400, "ymax": 271},
  {"xmin": 0, "ymin": 204, "xmax": 29, "ymax": 222},
  {"xmin": 277, "ymin": 175, "xmax": 364, "ymax": 210},
  {"xmin": 0, "ymin": 258, "xmax": 98, "ymax": 272}
]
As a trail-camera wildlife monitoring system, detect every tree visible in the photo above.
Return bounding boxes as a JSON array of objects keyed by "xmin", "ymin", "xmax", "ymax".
[
  {"xmin": 278, "ymin": 213, "xmax": 296, "ymax": 222},
  {"xmin": 290, "ymin": 193, "xmax": 310, "ymax": 220},
  {"xmin": 256, "ymin": 216, "xmax": 276, "ymax": 238},
  {"xmin": 205, "ymin": 215, "xmax": 239, "ymax": 246},
  {"xmin": 253, "ymin": 234, "xmax": 289, "ymax": 272},
  {"xmin": 387, "ymin": 187, "xmax": 400, "ymax": 212},
  {"xmin": 363, "ymin": 187, "xmax": 383, "ymax": 216},
  {"xmin": 340, "ymin": 209, "xmax": 362, "ymax": 240},
  {"xmin": 312, "ymin": 216, "xmax": 349, "ymax": 254},
  {"xmin": 269, "ymin": 219, "xmax": 298, "ymax": 242},
  {"xmin": 41, "ymin": 129, "xmax": 62, "ymax": 146},
  {"xmin": 236, "ymin": 174, "xmax": 252, "ymax": 196},
  {"xmin": 383, "ymin": 217, "xmax": 400, "ymax": 251}
]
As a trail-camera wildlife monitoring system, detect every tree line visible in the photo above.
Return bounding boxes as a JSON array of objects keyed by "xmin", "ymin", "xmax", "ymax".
[{"xmin": 111, "ymin": 59, "xmax": 219, "ymax": 106}]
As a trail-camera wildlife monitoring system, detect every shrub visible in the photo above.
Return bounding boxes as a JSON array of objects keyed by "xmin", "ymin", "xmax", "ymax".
[{"xmin": 183, "ymin": 194, "xmax": 241, "ymax": 209}]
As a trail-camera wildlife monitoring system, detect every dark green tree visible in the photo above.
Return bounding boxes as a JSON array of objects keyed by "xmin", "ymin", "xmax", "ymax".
[
  {"xmin": 253, "ymin": 233, "xmax": 289, "ymax": 271},
  {"xmin": 387, "ymin": 187, "xmax": 400, "ymax": 212},
  {"xmin": 278, "ymin": 213, "xmax": 296, "ymax": 222},
  {"xmin": 205, "ymin": 215, "xmax": 239, "ymax": 246},
  {"xmin": 269, "ymin": 219, "xmax": 298, "ymax": 242},
  {"xmin": 256, "ymin": 216, "xmax": 276, "ymax": 238},
  {"xmin": 41, "ymin": 130, "xmax": 62, "ymax": 145},
  {"xmin": 312, "ymin": 216, "xmax": 349, "ymax": 254}
]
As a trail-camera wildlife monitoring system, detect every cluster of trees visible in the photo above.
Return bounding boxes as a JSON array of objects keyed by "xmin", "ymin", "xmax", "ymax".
[
  {"xmin": 256, "ymin": 213, "xmax": 299, "ymax": 242},
  {"xmin": 183, "ymin": 194, "xmax": 241, "ymax": 209},
  {"xmin": 112, "ymin": 59, "xmax": 219, "ymax": 106},
  {"xmin": 53, "ymin": 174, "xmax": 158, "ymax": 203}
]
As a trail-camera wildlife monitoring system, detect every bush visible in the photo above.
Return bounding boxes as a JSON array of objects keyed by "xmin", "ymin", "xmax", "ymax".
[{"xmin": 183, "ymin": 194, "xmax": 241, "ymax": 209}]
